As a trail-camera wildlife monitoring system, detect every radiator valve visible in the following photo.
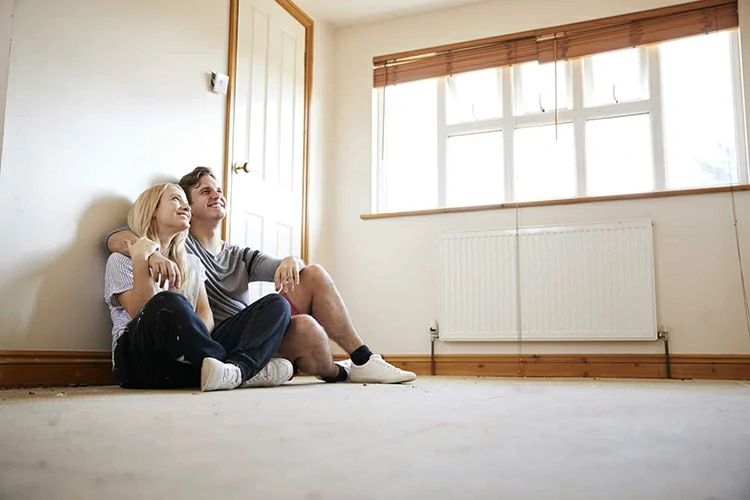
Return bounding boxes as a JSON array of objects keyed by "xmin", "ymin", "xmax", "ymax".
[
  {"xmin": 657, "ymin": 325, "xmax": 669, "ymax": 341},
  {"xmin": 429, "ymin": 320, "xmax": 439, "ymax": 341}
]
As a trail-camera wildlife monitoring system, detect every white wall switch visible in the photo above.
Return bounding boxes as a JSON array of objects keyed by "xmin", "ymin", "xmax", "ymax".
[{"xmin": 210, "ymin": 71, "xmax": 229, "ymax": 95}]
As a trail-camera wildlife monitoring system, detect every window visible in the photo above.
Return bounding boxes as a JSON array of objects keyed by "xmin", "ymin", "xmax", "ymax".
[
  {"xmin": 660, "ymin": 33, "xmax": 742, "ymax": 189},
  {"xmin": 514, "ymin": 123, "xmax": 576, "ymax": 202},
  {"xmin": 586, "ymin": 115, "xmax": 653, "ymax": 196},
  {"xmin": 373, "ymin": 30, "xmax": 747, "ymax": 213},
  {"xmin": 447, "ymin": 68, "xmax": 503, "ymax": 124},
  {"xmin": 585, "ymin": 48, "xmax": 648, "ymax": 106},
  {"xmin": 446, "ymin": 131, "xmax": 504, "ymax": 207},
  {"xmin": 377, "ymin": 78, "xmax": 438, "ymax": 212},
  {"xmin": 515, "ymin": 61, "xmax": 569, "ymax": 115}
]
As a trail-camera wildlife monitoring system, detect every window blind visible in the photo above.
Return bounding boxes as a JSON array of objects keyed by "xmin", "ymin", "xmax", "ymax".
[{"xmin": 373, "ymin": 0, "xmax": 738, "ymax": 87}]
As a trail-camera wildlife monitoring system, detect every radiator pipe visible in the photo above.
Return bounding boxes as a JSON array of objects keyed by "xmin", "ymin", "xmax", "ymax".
[
  {"xmin": 430, "ymin": 322, "xmax": 439, "ymax": 376},
  {"xmin": 658, "ymin": 328, "xmax": 671, "ymax": 379},
  {"xmin": 430, "ymin": 337, "xmax": 436, "ymax": 376}
]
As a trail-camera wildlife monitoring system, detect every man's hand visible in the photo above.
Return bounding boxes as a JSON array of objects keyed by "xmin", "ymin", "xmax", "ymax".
[
  {"xmin": 275, "ymin": 257, "xmax": 302, "ymax": 292},
  {"xmin": 148, "ymin": 251, "xmax": 181, "ymax": 290},
  {"xmin": 127, "ymin": 238, "xmax": 180, "ymax": 290},
  {"xmin": 127, "ymin": 237, "xmax": 159, "ymax": 262}
]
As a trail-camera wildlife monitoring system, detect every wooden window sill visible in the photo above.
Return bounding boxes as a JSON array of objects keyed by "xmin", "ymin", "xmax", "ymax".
[{"xmin": 361, "ymin": 184, "xmax": 750, "ymax": 220}]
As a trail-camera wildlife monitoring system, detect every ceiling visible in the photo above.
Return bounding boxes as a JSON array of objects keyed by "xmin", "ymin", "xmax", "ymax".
[{"xmin": 293, "ymin": 0, "xmax": 488, "ymax": 27}]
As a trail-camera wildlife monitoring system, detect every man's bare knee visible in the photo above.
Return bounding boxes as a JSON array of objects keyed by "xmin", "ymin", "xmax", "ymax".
[
  {"xmin": 290, "ymin": 314, "xmax": 321, "ymax": 334},
  {"xmin": 300, "ymin": 264, "xmax": 331, "ymax": 286},
  {"xmin": 284, "ymin": 315, "xmax": 326, "ymax": 349}
]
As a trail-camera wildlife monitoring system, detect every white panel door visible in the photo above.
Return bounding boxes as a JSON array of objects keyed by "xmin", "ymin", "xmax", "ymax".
[{"xmin": 230, "ymin": 0, "xmax": 305, "ymax": 303}]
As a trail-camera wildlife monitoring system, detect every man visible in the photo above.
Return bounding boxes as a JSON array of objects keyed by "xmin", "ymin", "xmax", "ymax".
[{"xmin": 107, "ymin": 167, "xmax": 416, "ymax": 384}]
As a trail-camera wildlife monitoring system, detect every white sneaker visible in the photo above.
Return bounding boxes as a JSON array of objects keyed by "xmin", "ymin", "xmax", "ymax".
[
  {"xmin": 241, "ymin": 358, "xmax": 293, "ymax": 388},
  {"xmin": 201, "ymin": 358, "xmax": 242, "ymax": 392},
  {"xmin": 348, "ymin": 355, "xmax": 417, "ymax": 384}
]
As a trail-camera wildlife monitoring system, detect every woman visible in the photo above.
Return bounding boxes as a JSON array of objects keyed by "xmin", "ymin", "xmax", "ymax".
[{"xmin": 104, "ymin": 183, "xmax": 292, "ymax": 391}]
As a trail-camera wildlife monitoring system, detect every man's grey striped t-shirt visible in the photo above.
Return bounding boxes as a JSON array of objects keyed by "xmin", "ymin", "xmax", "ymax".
[{"xmin": 185, "ymin": 234, "xmax": 283, "ymax": 325}]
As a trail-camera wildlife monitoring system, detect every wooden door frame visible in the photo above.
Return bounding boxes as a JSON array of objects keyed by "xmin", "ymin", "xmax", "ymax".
[{"xmin": 222, "ymin": 0, "xmax": 314, "ymax": 263}]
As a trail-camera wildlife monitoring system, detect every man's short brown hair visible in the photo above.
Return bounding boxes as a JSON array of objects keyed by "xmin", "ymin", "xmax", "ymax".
[{"xmin": 179, "ymin": 167, "xmax": 217, "ymax": 203}]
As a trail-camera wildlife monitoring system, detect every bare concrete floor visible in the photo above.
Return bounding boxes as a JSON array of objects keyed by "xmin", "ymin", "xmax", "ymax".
[{"xmin": 1, "ymin": 377, "xmax": 749, "ymax": 500}]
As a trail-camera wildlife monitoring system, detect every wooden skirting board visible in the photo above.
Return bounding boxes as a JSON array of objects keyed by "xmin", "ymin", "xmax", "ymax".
[
  {"xmin": 1, "ymin": 351, "xmax": 749, "ymax": 388},
  {"xmin": 0, "ymin": 350, "xmax": 115, "ymax": 388},
  {"xmin": 334, "ymin": 354, "xmax": 750, "ymax": 381}
]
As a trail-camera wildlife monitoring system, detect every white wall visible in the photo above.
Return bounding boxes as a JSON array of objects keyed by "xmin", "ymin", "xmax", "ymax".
[
  {"xmin": 290, "ymin": 0, "xmax": 336, "ymax": 265},
  {"xmin": 303, "ymin": 14, "xmax": 336, "ymax": 265},
  {"xmin": 0, "ymin": 0, "xmax": 229, "ymax": 350},
  {"xmin": 328, "ymin": 0, "xmax": 750, "ymax": 355}
]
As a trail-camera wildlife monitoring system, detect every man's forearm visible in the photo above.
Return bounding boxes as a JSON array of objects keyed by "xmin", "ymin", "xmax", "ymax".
[{"xmin": 107, "ymin": 230, "xmax": 138, "ymax": 256}]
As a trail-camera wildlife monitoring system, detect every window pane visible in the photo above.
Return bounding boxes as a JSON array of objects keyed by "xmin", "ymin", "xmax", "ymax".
[
  {"xmin": 381, "ymin": 79, "xmax": 438, "ymax": 212},
  {"xmin": 585, "ymin": 48, "xmax": 647, "ymax": 106},
  {"xmin": 514, "ymin": 124, "xmax": 576, "ymax": 202},
  {"xmin": 446, "ymin": 131, "xmax": 503, "ymax": 207},
  {"xmin": 586, "ymin": 115, "xmax": 653, "ymax": 196},
  {"xmin": 660, "ymin": 32, "xmax": 740, "ymax": 189},
  {"xmin": 446, "ymin": 68, "xmax": 502, "ymax": 124},
  {"xmin": 515, "ymin": 61, "xmax": 568, "ymax": 115}
]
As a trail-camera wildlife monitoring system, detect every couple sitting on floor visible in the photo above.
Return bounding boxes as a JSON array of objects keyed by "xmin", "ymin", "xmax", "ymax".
[{"xmin": 104, "ymin": 167, "xmax": 416, "ymax": 392}]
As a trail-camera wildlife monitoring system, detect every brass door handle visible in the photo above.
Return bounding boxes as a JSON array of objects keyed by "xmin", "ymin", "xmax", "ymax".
[{"xmin": 233, "ymin": 162, "xmax": 250, "ymax": 174}]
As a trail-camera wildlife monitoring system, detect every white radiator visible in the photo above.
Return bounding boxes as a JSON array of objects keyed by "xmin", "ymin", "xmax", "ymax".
[{"xmin": 439, "ymin": 219, "xmax": 657, "ymax": 341}]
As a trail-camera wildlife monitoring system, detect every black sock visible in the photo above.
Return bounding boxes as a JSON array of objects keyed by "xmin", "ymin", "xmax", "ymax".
[
  {"xmin": 321, "ymin": 364, "xmax": 348, "ymax": 383},
  {"xmin": 350, "ymin": 345, "xmax": 373, "ymax": 366}
]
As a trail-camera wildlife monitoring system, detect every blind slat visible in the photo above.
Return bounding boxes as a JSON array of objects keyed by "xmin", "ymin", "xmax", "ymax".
[
  {"xmin": 537, "ymin": 3, "xmax": 737, "ymax": 63},
  {"xmin": 373, "ymin": 0, "xmax": 738, "ymax": 88},
  {"xmin": 374, "ymin": 38, "xmax": 537, "ymax": 87}
]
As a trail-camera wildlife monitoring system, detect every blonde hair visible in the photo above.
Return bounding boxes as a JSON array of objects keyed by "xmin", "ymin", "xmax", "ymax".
[{"xmin": 127, "ymin": 183, "xmax": 194, "ymax": 296}]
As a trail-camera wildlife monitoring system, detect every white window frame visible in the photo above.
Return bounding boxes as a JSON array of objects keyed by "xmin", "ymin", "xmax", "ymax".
[
  {"xmin": 730, "ymin": 30, "xmax": 749, "ymax": 185},
  {"xmin": 373, "ymin": 30, "xmax": 748, "ymax": 213}
]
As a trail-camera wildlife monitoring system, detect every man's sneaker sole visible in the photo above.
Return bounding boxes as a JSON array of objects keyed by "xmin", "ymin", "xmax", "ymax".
[{"xmin": 348, "ymin": 373, "xmax": 417, "ymax": 384}]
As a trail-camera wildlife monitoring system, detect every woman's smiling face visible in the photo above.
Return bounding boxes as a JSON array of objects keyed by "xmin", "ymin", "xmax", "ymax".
[{"xmin": 154, "ymin": 185, "xmax": 191, "ymax": 236}]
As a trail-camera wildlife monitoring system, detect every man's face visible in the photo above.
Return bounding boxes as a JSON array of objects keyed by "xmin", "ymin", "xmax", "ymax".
[{"xmin": 189, "ymin": 175, "xmax": 227, "ymax": 223}]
